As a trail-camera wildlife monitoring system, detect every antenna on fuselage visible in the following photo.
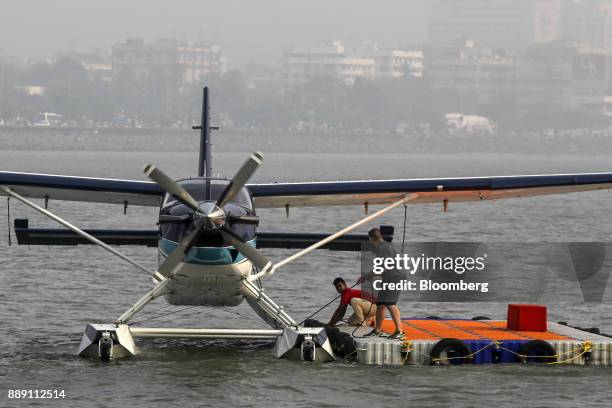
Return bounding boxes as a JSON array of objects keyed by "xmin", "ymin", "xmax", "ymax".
[{"xmin": 193, "ymin": 87, "xmax": 219, "ymax": 200}]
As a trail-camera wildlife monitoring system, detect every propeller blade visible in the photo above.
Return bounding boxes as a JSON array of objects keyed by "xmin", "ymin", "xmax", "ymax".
[
  {"xmin": 158, "ymin": 214, "xmax": 192, "ymax": 223},
  {"xmin": 157, "ymin": 218, "xmax": 204, "ymax": 277},
  {"xmin": 228, "ymin": 214, "xmax": 260, "ymax": 225},
  {"xmin": 219, "ymin": 226, "xmax": 271, "ymax": 273},
  {"xmin": 216, "ymin": 152, "xmax": 263, "ymax": 208},
  {"xmin": 144, "ymin": 164, "xmax": 199, "ymax": 211}
]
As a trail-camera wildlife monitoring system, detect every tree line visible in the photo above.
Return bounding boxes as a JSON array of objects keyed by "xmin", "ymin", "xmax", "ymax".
[{"xmin": 0, "ymin": 57, "xmax": 607, "ymax": 132}]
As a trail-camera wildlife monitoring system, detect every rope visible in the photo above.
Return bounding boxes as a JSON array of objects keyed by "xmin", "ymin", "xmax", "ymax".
[
  {"xmin": 360, "ymin": 312, "xmax": 608, "ymax": 365},
  {"xmin": 351, "ymin": 300, "xmax": 375, "ymax": 338},
  {"xmin": 6, "ymin": 197, "xmax": 11, "ymax": 246},
  {"xmin": 401, "ymin": 340, "xmax": 596, "ymax": 365},
  {"xmin": 301, "ymin": 206, "xmax": 408, "ymax": 331},
  {"xmin": 130, "ymin": 305, "xmax": 200, "ymax": 325},
  {"xmin": 401, "ymin": 204, "xmax": 407, "ymax": 253},
  {"xmin": 494, "ymin": 342, "xmax": 585, "ymax": 363},
  {"xmin": 429, "ymin": 340, "xmax": 499, "ymax": 364},
  {"xmin": 216, "ymin": 305, "xmax": 256, "ymax": 321},
  {"xmin": 298, "ymin": 281, "xmax": 360, "ymax": 326},
  {"xmin": 130, "ymin": 302, "xmax": 255, "ymax": 326},
  {"xmin": 547, "ymin": 341, "xmax": 593, "ymax": 365},
  {"xmin": 400, "ymin": 340, "xmax": 413, "ymax": 364},
  {"xmin": 129, "ymin": 303, "xmax": 174, "ymax": 321}
]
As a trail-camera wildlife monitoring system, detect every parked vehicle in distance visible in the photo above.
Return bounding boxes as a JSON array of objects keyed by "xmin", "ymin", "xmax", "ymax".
[
  {"xmin": 446, "ymin": 113, "xmax": 497, "ymax": 134},
  {"xmin": 32, "ymin": 112, "xmax": 64, "ymax": 127}
]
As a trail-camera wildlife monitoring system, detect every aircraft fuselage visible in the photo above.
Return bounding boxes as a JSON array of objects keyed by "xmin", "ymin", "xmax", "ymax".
[{"xmin": 158, "ymin": 178, "xmax": 258, "ymax": 306}]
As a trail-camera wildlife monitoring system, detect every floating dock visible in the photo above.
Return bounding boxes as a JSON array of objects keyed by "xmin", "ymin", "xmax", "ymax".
[{"xmin": 335, "ymin": 319, "xmax": 612, "ymax": 366}]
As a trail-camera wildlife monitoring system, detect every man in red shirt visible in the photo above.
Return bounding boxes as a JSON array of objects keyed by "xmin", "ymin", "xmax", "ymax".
[{"xmin": 328, "ymin": 277, "xmax": 377, "ymax": 326}]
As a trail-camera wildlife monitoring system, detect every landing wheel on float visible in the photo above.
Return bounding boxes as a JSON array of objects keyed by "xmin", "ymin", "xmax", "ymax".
[
  {"xmin": 98, "ymin": 332, "xmax": 113, "ymax": 361},
  {"xmin": 78, "ymin": 324, "xmax": 136, "ymax": 360},
  {"xmin": 301, "ymin": 336, "xmax": 316, "ymax": 361}
]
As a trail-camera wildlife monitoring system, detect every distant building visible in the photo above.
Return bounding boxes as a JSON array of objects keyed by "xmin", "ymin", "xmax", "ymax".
[
  {"xmin": 372, "ymin": 49, "xmax": 424, "ymax": 78},
  {"xmin": 112, "ymin": 38, "xmax": 226, "ymax": 85},
  {"xmin": 14, "ymin": 86, "xmax": 45, "ymax": 96},
  {"xmin": 429, "ymin": 0, "xmax": 612, "ymax": 53},
  {"xmin": 67, "ymin": 50, "xmax": 112, "ymax": 82},
  {"xmin": 282, "ymin": 41, "xmax": 372, "ymax": 90},
  {"xmin": 560, "ymin": 0, "xmax": 612, "ymax": 49},
  {"xmin": 281, "ymin": 40, "xmax": 423, "ymax": 91},
  {"xmin": 427, "ymin": 40, "xmax": 517, "ymax": 104},
  {"xmin": 112, "ymin": 38, "xmax": 179, "ymax": 82},
  {"xmin": 516, "ymin": 44, "xmax": 608, "ymax": 114},
  {"xmin": 603, "ymin": 95, "xmax": 612, "ymax": 116},
  {"xmin": 556, "ymin": 1, "xmax": 612, "ymax": 91},
  {"xmin": 428, "ymin": 40, "xmax": 608, "ymax": 114},
  {"xmin": 178, "ymin": 42, "xmax": 225, "ymax": 84},
  {"xmin": 428, "ymin": 0, "xmax": 560, "ymax": 52}
]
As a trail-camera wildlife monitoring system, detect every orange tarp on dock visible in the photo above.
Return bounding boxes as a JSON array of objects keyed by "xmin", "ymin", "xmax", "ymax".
[{"xmin": 378, "ymin": 319, "xmax": 574, "ymax": 341}]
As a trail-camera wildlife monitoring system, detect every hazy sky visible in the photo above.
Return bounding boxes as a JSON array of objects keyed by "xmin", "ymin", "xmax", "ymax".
[{"xmin": 0, "ymin": 0, "xmax": 427, "ymax": 67}]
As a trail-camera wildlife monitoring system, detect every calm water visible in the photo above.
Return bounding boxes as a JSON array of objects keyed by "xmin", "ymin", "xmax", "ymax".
[{"xmin": 1, "ymin": 131, "xmax": 611, "ymax": 407}]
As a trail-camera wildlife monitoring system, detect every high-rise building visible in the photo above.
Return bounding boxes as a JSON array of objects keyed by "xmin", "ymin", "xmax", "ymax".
[
  {"xmin": 428, "ymin": 0, "xmax": 561, "ymax": 51},
  {"xmin": 428, "ymin": 1, "xmax": 612, "ymax": 52},
  {"xmin": 559, "ymin": 0, "xmax": 612, "ymax": 50},
  {"xmin": 428, "ymin": 39, "xmax": 608, "ymax": 114}
]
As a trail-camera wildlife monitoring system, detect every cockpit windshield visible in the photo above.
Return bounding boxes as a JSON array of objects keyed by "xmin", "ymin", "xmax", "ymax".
[{"xmin": 161, "ymin": 179, "xmax": 253, "ymax": 210}]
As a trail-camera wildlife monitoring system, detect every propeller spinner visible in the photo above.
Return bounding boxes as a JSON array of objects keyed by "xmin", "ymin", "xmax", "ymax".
[{"xmin": 195, "ymin": 202, "xmax": 225, "ymax": 230}]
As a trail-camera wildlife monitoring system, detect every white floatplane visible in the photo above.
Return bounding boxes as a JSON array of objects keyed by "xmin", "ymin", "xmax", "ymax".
[{"xmin": 3, "ymin": 88, "xmax": 612, "ymax": 362}]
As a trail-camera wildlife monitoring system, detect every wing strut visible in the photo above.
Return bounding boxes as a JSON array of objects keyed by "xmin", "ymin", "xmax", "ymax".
[
  {"xmin": 1, "ymin": 186, "xmax": 155, "ymax": 277},
  {"xmin": 249, "ymin": 193, "xmax": 419, "ymax": 281},
  {"xmin": 1, "ymin": 185, "xmax": 207, "ymax": 324}
]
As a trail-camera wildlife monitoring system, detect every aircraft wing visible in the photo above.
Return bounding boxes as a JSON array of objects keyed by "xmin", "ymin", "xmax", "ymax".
[
  {"xmin": 0, "ymin": 171, "xmax": 163, "ymax": 206},
  {"xmin": 247, "ymin": 172, "xmax": 612, "ymax": 208},
  {"xmin": 3, "ymin": 171, "xmax": 612, "ymax": 209}
]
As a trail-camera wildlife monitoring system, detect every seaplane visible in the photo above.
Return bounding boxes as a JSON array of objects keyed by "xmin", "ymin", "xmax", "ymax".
[{"xmin": 3, "ymin": 87, "xmax": 612, "ymax": 362}]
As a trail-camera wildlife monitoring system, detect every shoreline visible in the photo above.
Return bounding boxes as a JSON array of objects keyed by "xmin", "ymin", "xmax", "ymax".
[{"xmin": 2, "ymin": 126, "xmax": 612, "ymax": 155}]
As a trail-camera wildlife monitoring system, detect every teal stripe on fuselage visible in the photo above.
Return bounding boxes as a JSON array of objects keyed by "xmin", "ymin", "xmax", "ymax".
[{"xmin": 159, "ymin": 237, "xmax": 256, "ymax": 265}]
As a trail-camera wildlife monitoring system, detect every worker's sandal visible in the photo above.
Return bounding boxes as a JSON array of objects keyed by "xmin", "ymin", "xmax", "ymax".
[
  {"xmin": 363, "ymin": 329, "xmax": 385, "ymax": 337},
  {"xmin": 389, "ymin": 331, "xmax": 405, "ymax": 340}
]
